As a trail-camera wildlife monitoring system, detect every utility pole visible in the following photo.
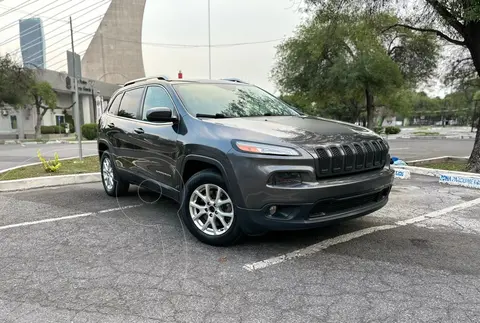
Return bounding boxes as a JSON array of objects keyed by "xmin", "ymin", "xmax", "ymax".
[
  {"xmin": 207, "ymin": 0, "xmax": 211, "ymax": 79},
  {"xmin": 70, "ymin": 16, "xmax": 82, "ymax": 161}
]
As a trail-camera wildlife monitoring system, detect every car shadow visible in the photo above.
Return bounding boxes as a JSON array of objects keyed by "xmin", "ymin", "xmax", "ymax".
[{"xmin": 131, "ymin": 187, "xmax": 381, "ymax": 255}]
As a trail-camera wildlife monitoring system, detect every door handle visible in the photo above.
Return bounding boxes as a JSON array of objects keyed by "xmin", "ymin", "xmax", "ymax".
[
  {"xmin": 107, "ymin": 122, "xmax": 115, "ymax": 128},
  {"xmin": 134, "ymin": 128, "xmax": 144, "ymax": 134}
]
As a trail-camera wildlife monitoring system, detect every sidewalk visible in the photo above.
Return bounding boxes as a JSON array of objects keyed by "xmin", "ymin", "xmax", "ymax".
[
  {"xmin": 384, "ymin": 134, "xmax": 476, "ymax": 140},
  {"xmin": 383, "ymin": 126, "xmax": 477, "ymax": 140},
  {"xmin": 0, "ymin": 139, "xmax": 97, "ymax": 145}
]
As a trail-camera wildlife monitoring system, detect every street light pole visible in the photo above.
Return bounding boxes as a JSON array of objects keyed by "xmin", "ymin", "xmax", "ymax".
[
  {"xmin": 70, "ymin": 16, "xmax": 82, "ymax": 161},
  {"xmin": 208, "ymin": 0, "xmax": 211, "ymax": 79}
]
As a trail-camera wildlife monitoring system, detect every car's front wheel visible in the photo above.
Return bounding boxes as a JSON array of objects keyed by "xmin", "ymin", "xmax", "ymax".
[
  {"xmin": 100, "ymin": 151, "xmax": 130, "ymax": 197},
  {"xmin": 181, "ymin": 169, "xmax": 244, "ymax": 246}
]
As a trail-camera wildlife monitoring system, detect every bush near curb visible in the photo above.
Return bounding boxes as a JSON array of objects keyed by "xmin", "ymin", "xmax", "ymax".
[
  {"xmin": 385, "ymin": 126, "xmax": 401, "ymax": 135},
  {"xmin": 374, "ymin": 126, "xmax": 384, "ymax": 134},
  {"xmin": 81, "ymin": 123, "xmax": 98, "ymax": 140},
  {"xmin": 41, "ymin": 125, "xmax": 66, "ymax": 134}
]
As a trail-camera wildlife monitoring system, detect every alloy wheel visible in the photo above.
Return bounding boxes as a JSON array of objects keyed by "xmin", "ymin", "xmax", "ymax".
[
  {"xmin": 102, "ymin": 157, "xmax": 114, "ymax": 191},
  {"xmin": 188, "ymin": 183, "xmax": 234, "ymax": 236}
]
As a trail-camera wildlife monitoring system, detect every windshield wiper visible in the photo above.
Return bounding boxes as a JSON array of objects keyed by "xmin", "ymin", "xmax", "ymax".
[
  {"xmin": 196, "ymin": 113, "xmax": 229, "ymax": 118},
  {"xmin": 263, "ymin": 112, "xmax": 295, "ymax": 117}
]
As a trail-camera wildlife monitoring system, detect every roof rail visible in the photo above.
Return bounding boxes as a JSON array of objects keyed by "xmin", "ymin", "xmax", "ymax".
[
  {"xmin": 123, "ymin": 75, "xmax": 169, "ymax": 87},
  {"xmin": 221, "ymin": 78, "xmax": 247, "ymax": 84}
]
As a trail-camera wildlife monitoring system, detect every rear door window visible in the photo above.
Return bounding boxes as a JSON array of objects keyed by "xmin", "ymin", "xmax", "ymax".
[
  {"xmin": 117, "ymin": 87, "xmax": 145, "ymax": 119},
  {"xmin": 107, "ymin": 93, "xmax": 123, "ymax": 115}
]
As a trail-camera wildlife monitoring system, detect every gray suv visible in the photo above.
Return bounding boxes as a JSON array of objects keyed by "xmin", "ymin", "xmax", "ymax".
[{"xmin": 97, "ymin": 76, "xmax": 394, "ymax": 246}]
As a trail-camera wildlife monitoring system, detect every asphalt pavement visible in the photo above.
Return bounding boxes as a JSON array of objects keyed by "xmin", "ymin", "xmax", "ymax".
[
  {"xmin": 0, "ymin": 138, "xmax": 475, "ymax": 171},
  {"xmin": 0, "ymin": 142, "xmax": 97, "ymax": 170},
  {"xmin": 387, "ymin": 138, "xmax": 474, "ymax": 161},
  {"xmin": 1, "ymin": 175, "xmax": 479, "ymax": 322}
]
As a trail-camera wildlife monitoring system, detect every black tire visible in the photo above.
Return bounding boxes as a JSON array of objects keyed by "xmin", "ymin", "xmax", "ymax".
[
  {"xmin": 100, "ymin": 151, "xmax": 130, "ymax": 197},
  {"xmin": 180, "ymin": 169, "xmax": 244, "ymax": 246}
]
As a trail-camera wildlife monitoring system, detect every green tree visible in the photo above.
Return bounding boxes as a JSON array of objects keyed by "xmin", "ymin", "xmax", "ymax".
[
  {"xmin": 376, "ymin": 87, "xmax": 416, "ymax": 125},
  {"xmin": 278, "ymin": 93, "xmax": 311, "ymax": 113},
  {"xmin": 272, "ymin": 12, "xmax": 399, "ymax": 129},
  {"xmin": 302, "ymin": 0, "xmax": 480, "ymax": 172},
  {"xmin": 272, "ymin": 11, "xmax": 438, "ymax": 129},
  {"xmin": 30, "ymin": 81, "xmax": 58, "ymax": 139},
  {"xmin": 0, "ymin": 55, "xmax": 34, "ymax": 107}
]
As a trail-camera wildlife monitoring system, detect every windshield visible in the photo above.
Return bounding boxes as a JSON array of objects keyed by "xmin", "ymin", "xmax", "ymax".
[{"xmin": 172, "ymin": 83, "xmax": 299, "ymax": 117}]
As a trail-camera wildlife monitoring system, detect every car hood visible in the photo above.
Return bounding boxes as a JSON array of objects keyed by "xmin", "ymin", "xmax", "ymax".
[{"xmin": 201, "ymin": 115, "xmax": 382, "ymax": 152}]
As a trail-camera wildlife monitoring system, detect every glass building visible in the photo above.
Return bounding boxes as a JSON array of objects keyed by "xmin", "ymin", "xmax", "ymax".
[{"xmin": 19, "ymin": 18, "xmax": 46, "ymax": 68}]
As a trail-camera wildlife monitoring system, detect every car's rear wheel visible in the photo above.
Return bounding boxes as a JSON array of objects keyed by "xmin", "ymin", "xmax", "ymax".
[
  {"xmin": 100, "ymin": 151, "xmax": 130, "ymax": 197},
  {"xmin": 181, "ymin": 169, "xmax": 244, "ymax": 246}
]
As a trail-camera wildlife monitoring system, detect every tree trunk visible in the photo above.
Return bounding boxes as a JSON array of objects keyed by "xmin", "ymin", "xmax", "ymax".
[
  {"xmin": 34, "ymin": 106, "xmax": 42, "ymax": 139},
  {"xmin": 34, "ymin": 106, "xmax": 49, "ymax": 139},
  {"xmin": 365, "ymin": 88, "xmax": 375, "ymax": 129},
  {"xmin": 468, "ymin": 118, "xmax": 480, "ymax": 173},
  {"xmin": 464, "ymin": 25, "xmax": 480, "ymax": 172}
]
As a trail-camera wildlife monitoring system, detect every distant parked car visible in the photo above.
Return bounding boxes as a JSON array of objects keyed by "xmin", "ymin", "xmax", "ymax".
[{"xmin": 97, "ymin": 76, "xmax": 394, "ymax": 246}]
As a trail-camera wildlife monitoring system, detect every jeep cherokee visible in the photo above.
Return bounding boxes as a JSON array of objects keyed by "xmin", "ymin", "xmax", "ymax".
[{"xmin": 97, "ymin": 76, "xmax": 394, "ymax": 246}]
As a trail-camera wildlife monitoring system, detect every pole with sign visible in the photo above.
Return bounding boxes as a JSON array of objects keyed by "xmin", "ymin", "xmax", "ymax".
[{"xmin": 70, "ymin": 16, "xmax": 82, "ymax": 161}]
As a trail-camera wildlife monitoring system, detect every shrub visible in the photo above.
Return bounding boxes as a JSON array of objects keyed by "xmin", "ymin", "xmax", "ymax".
[
  {"xmin": 374, "ymin": 126, "xmax": 384, "ymax": 134},
  {"xmin": 385, "ymin": 126, "xmax": 401, "ymax": 135},
  {"xmin": 81, "ymin": 123, "xmax": 98, "ymax": 140},
  {"xmin": 37, "ymin": 150, "xmax": 61, "ymax": 172},
  {"xmin": 40, "ymin": 125, "xmax": 65, "ymax": 134}
]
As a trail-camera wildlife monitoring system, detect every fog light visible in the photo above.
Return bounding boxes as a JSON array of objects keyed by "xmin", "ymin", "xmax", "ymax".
[
  {"xmin": 269, "ymin": 205, "xmax": 277, "ymax": 215},
  {"xmin": 271, "ymin": 172, "xmax": 302, "ymax": 186}
]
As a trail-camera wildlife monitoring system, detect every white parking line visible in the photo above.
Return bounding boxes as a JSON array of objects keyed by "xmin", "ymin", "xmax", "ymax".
[
  {"xmin": 243, "ymin": 197, "xmax": 480, "ymax": 272},
  {"xmin": 0, "ymin": 204, "xmax": 142, "ymax": 231}
]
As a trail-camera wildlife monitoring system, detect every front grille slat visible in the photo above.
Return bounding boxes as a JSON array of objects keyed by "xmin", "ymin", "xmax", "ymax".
[
  {"xmin": 371, "ymin": 141, "xmax": 381, "ymax": 166},
  {"xmin": 363, "ymin": 141, "xmax": 374, "ymax": 168},
  {"xmin": 330, "ymin": 146, "xmax": 344, "ymax": 173},
  {"xmin": 343, "ymin": 145, "xmax": 355, "ymax": 171},
  {"xmin": 315, "ymin": 138, "xmax": 389, "ymax": 179},
  {"xmin": 377, "ymin": 140, "xmax": 387, "ymax": 165},
  {"xmin": 316, "ymin": 147, "xmax": 331, "ymax": 175},
  {"xmin": 353, "ymin": 143, "xmax": 365, "ymax": 169}
]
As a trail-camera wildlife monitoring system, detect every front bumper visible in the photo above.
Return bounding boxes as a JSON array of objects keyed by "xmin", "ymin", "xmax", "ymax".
[{"xmin": 234, "ymin": 168, "xmax": 394, "ymax": 234}]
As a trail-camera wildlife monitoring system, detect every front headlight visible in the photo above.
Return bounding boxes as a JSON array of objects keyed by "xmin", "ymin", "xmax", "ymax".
[{"xmin": 233, "ymin": 140, "xmax": 300, "ymax": 156}]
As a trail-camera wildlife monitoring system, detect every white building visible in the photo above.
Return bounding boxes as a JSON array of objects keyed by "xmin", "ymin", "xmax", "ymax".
[{"xmin": 0, "ymin": 68, "xmax": 120, "ymax": 140}]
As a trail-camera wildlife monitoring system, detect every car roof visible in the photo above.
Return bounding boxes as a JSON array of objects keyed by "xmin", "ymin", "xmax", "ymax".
[{"xmin": 122, "ymin": 76, "xmax": 249, "ymax": 88}]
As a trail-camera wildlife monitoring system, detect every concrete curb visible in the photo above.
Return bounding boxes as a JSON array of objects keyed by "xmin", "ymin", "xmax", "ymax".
[
  {"xmin": 405, "ymin": 156, "xmax": 469, "ymax": 167},
  {"xmin": 392, "ymin": 164, "xmax": 480, "ymax": 190},
  {"xmin": 0, "ymin": 172, "xmax": 101, "ymax": 192},
  {"xmin": 0, "ymin": 140, "xmax": 97, "ymax": 145},
  {"xmin": 386, "ymin": 135, "xmax": 475, "ymax": 140},
  {"xmin": 0, "ymin": 154, "xmax": 98, "ymax": 175},
  {"xmin": 394, "ymin": 168, "xmax": 411, "ymax": 179}
]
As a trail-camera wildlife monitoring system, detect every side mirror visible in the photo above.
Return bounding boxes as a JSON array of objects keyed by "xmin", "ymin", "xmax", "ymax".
[{"xmin": 146, "ymin": 107, "xmax": 177, "ymax": 122}]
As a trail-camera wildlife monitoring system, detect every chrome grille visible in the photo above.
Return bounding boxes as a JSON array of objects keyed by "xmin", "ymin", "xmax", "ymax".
[{"xmin": 315, "ymin": 139, "xmax": 389, "ymax": 178}]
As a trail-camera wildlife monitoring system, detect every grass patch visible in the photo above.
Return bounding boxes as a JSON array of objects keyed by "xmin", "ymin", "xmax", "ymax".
[
  {"xmin": 421, "ymin": 161, "xmax": 470, "ymax": 172},
  {"xmin": 0, "ymin": 156, "xmax": 99, "ymax": 181},
  {"xmin": 413, "ymin": 131, "xmax": 441, "ymax": 136}
]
